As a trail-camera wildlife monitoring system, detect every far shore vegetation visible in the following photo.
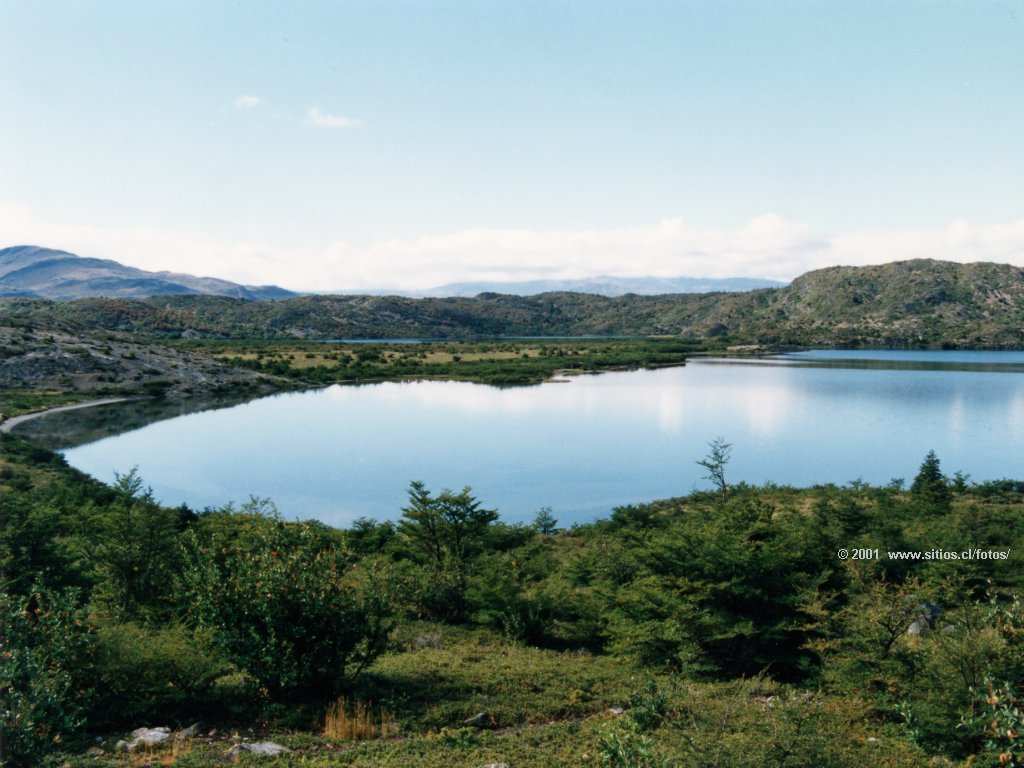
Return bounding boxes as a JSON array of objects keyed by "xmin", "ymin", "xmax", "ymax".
[
  {"xmin": 190, "ymin": 337, "xmax": 703, "ymax": 386},
  {"xmin": 0, "ymin": 337, "xmax": 708, "ymax": 424}
]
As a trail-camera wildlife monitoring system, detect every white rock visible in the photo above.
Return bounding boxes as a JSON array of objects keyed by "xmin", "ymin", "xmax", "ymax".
[
  {"xmin": 227, "ymin": 741, "xmax": 291, "ymax": 758},
  {"xmin": 177, "ymin": 722, "xmax": 200, "ymax": 739},
  {"xmin": 120, "ymin": 727, "xmax": 172, "ymax": 752}
]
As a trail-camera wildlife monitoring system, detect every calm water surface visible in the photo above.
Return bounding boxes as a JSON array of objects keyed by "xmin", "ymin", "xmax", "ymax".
[{"xmin": 36, "ymin": 351, "xmax": 1024, "ymax": 526}]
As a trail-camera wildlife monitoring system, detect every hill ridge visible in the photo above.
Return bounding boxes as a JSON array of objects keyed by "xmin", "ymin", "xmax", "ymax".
[
  {"xmin": 0, "ymin": 245, "xmax": 294, "ymax": 301},
  {"xmin": 2, "ymin": 257, "xmax": 1022, "ymax": 347}
]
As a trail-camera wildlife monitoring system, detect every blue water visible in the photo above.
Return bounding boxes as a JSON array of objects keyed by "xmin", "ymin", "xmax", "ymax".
[
  {"xmin": 783, "ymin": 349, "xmax": 1024, "ymax": 364},
  {"xmin": 56, "ymin": 353, "xmax": 1024, "ymax": 527}
]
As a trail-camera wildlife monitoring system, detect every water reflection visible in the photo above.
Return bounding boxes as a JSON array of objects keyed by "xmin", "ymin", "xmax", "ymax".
[
  {"xmin": 20, "ymin": 352, "xmax": 1024, "ymax": 527},
  {"xmin": 15, "ymin": 392, "xmax": 269, "ymax": 451}
]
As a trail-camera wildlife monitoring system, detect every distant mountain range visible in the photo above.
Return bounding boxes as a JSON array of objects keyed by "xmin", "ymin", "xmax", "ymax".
[
  {"xmin": 387, "ymin": 275, "xmax": 785, "ymax": 297},
  {"xmin": 0, "ymin": 245, "xmax": 783, "ymax": 301},
  {"xmin": 0, "ymin": 245, "xmax": 294, "ymax": 301}
]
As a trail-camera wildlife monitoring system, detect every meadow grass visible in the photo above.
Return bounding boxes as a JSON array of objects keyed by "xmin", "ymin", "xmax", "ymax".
[{"xmin": 59, "ymin": 625, "xmax": 927, "ymax": 768}]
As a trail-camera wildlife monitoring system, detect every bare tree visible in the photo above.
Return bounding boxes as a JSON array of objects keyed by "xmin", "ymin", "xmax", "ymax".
[{"xmin": 697, "ymin": 437, "xmax": 732, "ymax": 501}]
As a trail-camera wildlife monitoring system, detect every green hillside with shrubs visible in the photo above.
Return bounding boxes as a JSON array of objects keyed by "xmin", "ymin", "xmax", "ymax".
[{"xmin": 3, "ymin": 258, "xmax": 1024, "ymax": 347}]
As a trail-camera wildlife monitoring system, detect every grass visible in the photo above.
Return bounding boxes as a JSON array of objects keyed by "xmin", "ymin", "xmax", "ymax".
[
  {"xmin": 354, "ymin": 624, "xmax": 652, "ymax": 731},
  {"xmin": 55, "ymin": 624, "xmax": 928, "ymax": 768},
  {"xmin": 323, "ymin": 698, "xmax": 398, "ymax": 741}
]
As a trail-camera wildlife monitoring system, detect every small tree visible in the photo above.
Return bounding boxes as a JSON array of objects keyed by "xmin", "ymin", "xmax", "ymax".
[
  {"xmin": 91, "ymin": 497, "xmax": 183, "ymax": 622},
  {"xmin": 533, "ymin": 507, "xmax": 559, "ymax": 535},
  {"xmin": 697, "ymin": 437, "xmax": 732, "ymax": 501},
  {"xmin": 911, "ymin": 450, "xmax": 952, "ymax": 511},
  {"xmin": 398, "ymin": 482, "xmax": 497, "ymax": 621}
]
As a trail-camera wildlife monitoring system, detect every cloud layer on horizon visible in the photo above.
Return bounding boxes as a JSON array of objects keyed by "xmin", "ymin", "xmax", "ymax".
[{"xmin": 1, "ymin": 202, "xmax": 1023, "ymax": 292}]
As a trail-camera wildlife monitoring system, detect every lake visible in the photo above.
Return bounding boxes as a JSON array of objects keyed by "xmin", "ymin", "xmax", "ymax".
[{"xmin": 20, "ymin": 350, "xmax": 1024, "ymax": 526}]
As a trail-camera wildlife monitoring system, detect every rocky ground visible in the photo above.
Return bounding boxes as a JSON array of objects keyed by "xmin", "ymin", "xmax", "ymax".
[{"xmin": 0, "ymin": 324, "xmax": 284, "ymax": 420}]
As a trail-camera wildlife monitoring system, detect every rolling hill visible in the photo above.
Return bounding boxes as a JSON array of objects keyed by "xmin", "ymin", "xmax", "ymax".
[
  {"xmin": 0, "ymin": 245, "xmax": 294, "ymax": 300},
  {"xmin": 2, "ymin": 258, "xmax": 1023, "ymax": 347}
]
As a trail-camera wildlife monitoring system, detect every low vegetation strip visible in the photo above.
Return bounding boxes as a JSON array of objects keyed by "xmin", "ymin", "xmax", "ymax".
[{"xmin": 195, "ymin": 337, "xmax": 701, "ymax": 386}]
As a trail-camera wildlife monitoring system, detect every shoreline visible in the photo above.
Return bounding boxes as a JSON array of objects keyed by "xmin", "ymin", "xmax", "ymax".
[{"xmin": 0, "ymin": 397, "xmax": 138, "ymax": 434}]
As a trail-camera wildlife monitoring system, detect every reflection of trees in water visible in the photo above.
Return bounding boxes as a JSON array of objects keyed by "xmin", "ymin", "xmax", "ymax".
[{"xmin": 15, "ymin": 394, "xmax": 265, "ymax": 451}]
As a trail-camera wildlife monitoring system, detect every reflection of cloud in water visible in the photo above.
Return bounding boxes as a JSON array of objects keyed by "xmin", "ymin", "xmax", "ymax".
[
  {"xmin": 948, "ymin": 393, "xmax": 965, "ymax": 436},
  {"xmin": 1010, "ymin": 392, "xmax": 1024, "ymax": 441},
  {"xmin": 655, "ymin": 388, "xmax": 685, "ymax": 434},
  {"xmin": 322, "ymin": 370, "xmax": 793, "ymax": 438}
]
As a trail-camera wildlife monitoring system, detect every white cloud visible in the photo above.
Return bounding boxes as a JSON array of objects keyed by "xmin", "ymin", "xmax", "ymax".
[
  {"xmin": 306, "ymin": 106, "xmax": 360, "ymax": 128},
  {"xmin": 233, "ymin": 95, "xmax": 263, "ymax": 109},
  {"xmin": 1, "ymin": 201, "xmax": 1023, "ymax": 292}
]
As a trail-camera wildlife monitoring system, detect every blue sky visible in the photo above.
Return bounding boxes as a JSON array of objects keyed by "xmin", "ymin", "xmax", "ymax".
[{"xmin": 2, "ymin": 1, "xmax": 1022, "ymax": 289}]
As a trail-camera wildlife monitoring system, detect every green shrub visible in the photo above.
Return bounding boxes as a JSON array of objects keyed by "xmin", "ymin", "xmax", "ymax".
[
  {"xmin": 88, "ymin": 622, "xmax": 232, "ymax": 726},
  {"xmin": 973, "ymin": 680, "xmax": 1024, "ymax": 767},
  {"xmin": 89, "ymin": 491, "xmax": 185, "ymax": 622},
  {"xmin": 626, "ymin": 680, "xmax": 667, "ymax": 733},
  {"xmin": 604, "ymin": 493, "xmax": 837, "ymax": 679},
  {"xmin": 0, "ymin": 495, "xmax": 82, "ymax": 595},
  {"xmin": 595, "ymin": 726, "xmax": 665, "ymax": 768},
  {"xmin": 181, "ymin": 511, "xmax": 393, "ymax": 698},
  {"xmin": 0, "ymin": 589, "xmax": 94, "ymax": 767}
]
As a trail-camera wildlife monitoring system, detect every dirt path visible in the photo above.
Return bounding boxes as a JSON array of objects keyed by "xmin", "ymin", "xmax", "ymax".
[{"xmin": 0, "ymin": 397, "xmax": 136, "ymax": 434}]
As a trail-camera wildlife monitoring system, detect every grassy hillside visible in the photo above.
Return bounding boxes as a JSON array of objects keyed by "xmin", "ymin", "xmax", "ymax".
[
  {"xmin": 2, "ymin": 258, "xmax": 1023, "ymax": 346},
  {"xmin": 763, "ymin": 260, "xmax": 1024, "ymax": 347}
]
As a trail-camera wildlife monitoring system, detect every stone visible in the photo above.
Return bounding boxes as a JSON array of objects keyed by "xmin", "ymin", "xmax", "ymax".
[
  {"xmin": 119, "ymin": 727, "xmax": 172, "ymax": 752},
  {"xmin": 907, "ymin": 602, "xmax": 943, "ymax": 636},
  {"xmin": 177, "ymin": 722, "xmax": 200, "ymax": 739},
  {"xmin": 227, "ymin": 741, "xmax": 291, "ymax": 758},
  {"xmin": 607, "ymin": 707, "xmax": 625, "ymax": 716},
  {"xmin": 463, "ymin": 712, "xmax": 491, "ymax": 728}
]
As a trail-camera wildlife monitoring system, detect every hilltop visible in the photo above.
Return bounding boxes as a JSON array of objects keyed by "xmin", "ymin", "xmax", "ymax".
[
  {"xmin": 0, "ymin": 245, "xmax": 294, "ymax": 301},
  {"xmin": 2, "ymin": 258, "xmax": 1023, "ymax": 347}
]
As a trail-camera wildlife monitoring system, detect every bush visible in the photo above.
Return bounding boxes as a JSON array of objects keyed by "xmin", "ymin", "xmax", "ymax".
[
  {"xmin": 595, "ymin": 727, "xmax": 665, "ymax": 768},
  {"xmin": 181, "ymin": 511, "xmax": 393, "ymax": 698},
  {"xmin": 821, "ymin": 588, "xmax": 1024, "ymax": 758},
  {"xmin": 603, "ymin": 494, "xmax": 837, "ymax": 679},
  {"xmin": 0, "ymin": 495, "xmax": 82, "ymax": 595},
  {"xmin": 88, "ymin": 621, "xmax": 232, "ymax": 726},
  {"xmin": 0, "ymin": 588, "xmax": 94, "ymax": 767},
  {"xmin": 973, "ymin": 680, "xmax": 1024, "ymax": 767},
  {"xmin": 89, "ymin": 487, "xmax": 185, "ymax": 622},
  {"xmin": 626, "ymin": 680, "xmax": 667, "ymax": 733}
]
